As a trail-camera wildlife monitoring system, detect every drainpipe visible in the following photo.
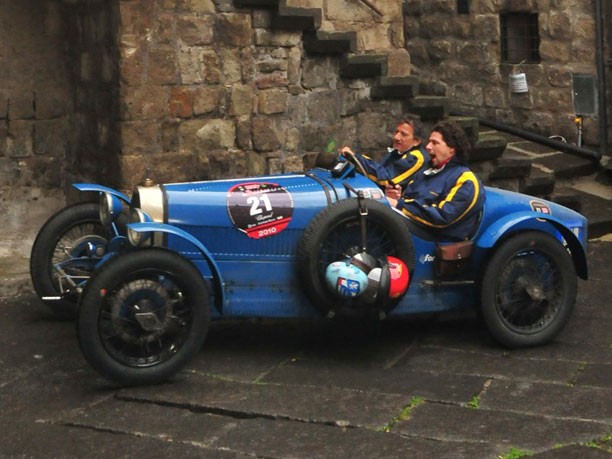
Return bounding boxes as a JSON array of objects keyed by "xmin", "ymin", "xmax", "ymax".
[
  {"xmin": 595, "ymin": 0, "xmax": 609, "ymax": 157},
  {"xmin": 451, "ymin": 111, "xmax": 602, "ymax": 163}
]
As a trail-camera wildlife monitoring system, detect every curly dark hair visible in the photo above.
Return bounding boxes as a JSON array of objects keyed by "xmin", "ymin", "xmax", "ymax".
[{"xmin": 431, "ymin": 120, "xmax": 472, "ymax": 160}]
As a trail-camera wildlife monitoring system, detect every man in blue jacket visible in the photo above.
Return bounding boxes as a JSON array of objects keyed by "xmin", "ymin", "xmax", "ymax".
[
  {"xmin": 340, "ymin": 114, "xmax": 429, "ymax": 190},
  {"xmin": 387, "ymin": 120, "xmax": 485, "ymax": 241}
]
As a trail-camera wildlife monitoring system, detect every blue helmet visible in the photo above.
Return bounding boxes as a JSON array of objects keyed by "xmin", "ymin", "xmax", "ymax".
[{"xmin": 325, "ymin": 259, "xmax": 369, "ymax": 298}]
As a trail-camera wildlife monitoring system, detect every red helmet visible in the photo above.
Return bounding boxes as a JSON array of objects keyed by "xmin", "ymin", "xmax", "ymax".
[{"xmin": 387, "ymin": 256, "xmax": 409, "ymax": 299}]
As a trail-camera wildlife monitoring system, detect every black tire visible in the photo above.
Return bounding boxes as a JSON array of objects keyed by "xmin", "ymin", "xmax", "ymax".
[
  {"xmin": 77, "ymin": 248, "xmax": 211, "ymax": 386},
  {"xmin": 297, "ymin": 198, "xmax": 415, "ymax": 316},
  {"xmin": 30, "ymin": 202, "xmax": 109, "ymax": 319},
  {"xmin": 480, "ymin": 231, "xmax": 577, "ymax": 348}
]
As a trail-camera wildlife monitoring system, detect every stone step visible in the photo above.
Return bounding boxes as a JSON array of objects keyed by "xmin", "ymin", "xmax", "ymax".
[
  {"xmin": 550, "ymin": 187, "xmax": 583, "ymax": 213},
  {"xmin": 233, "ymin": 0, "xmax": 279, "ymax": 8},
  {"xmin": 533, "ymin": 152, "xmax": 598, "ymax": 179},
  {"xmin": 233, "ymin": 0, "xmax": 412, "ymax": 88},
  {"xmin": 339, "ymin": 54, "xmax": 388, "ymax": 79},
  {"xmin": 272, "ymin": 5, "xmax": 321, "ymax": 31},
  {"xmin": 472, "ymin": 151, "xmax": 532, "ymax": 194},
  {"xmin": 405, "ymin": 96, "xmax": 450, "ymax": 121},
  {"xmin": 234, "ymin": 0, "xmax": 321, "ymax": 32},
  {"xmin": 564, "ymin": 184, "xmax": 612, "ymax": 239},
  {"xmin": 469, "ymin": 134, "xmax": 507, "ymax": 162},
  {"xmin": 303, "ymin": 31, "xmax": 356, "ymax": 55},
  {"xmin": 448, "ymin": 115, "xmax": 480, "ymax": 145},
  {"xmin": 519, "ymin": 166, "xmax": 556, "ymax": 196},
  {"xmin": 488, "ymin": 156, "xmax": 532, "ymax": 181},
  {"xmin": 371, "ymin": 76, "xmax": 419, "ymax": 99}
]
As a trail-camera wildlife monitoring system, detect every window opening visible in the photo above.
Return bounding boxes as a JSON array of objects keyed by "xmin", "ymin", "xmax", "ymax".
[
  {"xmin": 457, "ymin": 0, "xmax": 470, "ymax": 14},
  {"xmin": 500, "ymin": 12, "xmax": 540, "ymax": 63}
]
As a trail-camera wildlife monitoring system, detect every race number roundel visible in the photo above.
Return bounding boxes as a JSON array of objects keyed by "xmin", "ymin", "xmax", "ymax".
[{"xmin": 226, "ymin": 182, "xmax": 294, "ymax": 239}]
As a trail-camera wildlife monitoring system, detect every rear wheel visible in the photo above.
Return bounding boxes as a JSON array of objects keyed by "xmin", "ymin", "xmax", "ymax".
[
  {"xmin": 480, "ymin": 231, "xmax": 577, "ymax": 348},
  {"xmin": 30, "ymin": 203, "xmax": 109, "ymax": 319},
  {"xmin": 77, "ymin": 248, "xmax": 211, "ymax": 385}
]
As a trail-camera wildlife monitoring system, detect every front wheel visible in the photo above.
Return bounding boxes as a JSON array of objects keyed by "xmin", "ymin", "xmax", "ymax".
[
  {"xmin": 30, "ymin": 202, "xmax": 109, "ymax": 319},
  {"xmin": 77, "ymin": 248, "xmax": 211, "ymax": 385},
  {"xmin": 480, "ymin": 231, "xmax": 577, "ymax": 348}
]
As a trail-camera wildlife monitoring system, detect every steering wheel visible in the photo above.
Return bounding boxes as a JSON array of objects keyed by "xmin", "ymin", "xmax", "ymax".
[{"xmin": 343, "ymin": 150, "xmax": 369, "ymax": 178}]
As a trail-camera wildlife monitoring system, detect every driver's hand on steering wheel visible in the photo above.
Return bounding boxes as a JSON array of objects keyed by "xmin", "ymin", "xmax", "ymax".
[{"xmin": 340, "ymin": 146, "xmax": 355, "ymax": 157}]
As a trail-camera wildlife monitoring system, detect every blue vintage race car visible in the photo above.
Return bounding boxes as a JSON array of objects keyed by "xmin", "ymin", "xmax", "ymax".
[{"xmin": 30, "ymin": 155, "xmax": 588, "ymax": 385}]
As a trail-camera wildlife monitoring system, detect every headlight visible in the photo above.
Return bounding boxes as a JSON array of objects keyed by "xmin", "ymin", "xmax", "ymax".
[
  {"xmin": 131, "ymin": 184, "xmax": 165, "ymax": 223},
  {"xmin": 127, "ymin": 207, "xmax": 153, "ymax": 247},
  {"xmin": 99, "ymin": 192, "xmax": 123, "ymax": 226}
]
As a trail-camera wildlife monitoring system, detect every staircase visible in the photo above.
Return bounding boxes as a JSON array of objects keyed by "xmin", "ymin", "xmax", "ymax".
[
  {"xmin": 476, "ymin": 130, "xmax": 612, "ymax": 239},
  {"xmin": 233, "ymin": 0, "xmax": 612, "ymax": 239}
]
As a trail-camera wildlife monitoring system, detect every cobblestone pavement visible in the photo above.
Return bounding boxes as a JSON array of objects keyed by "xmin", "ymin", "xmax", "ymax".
[{"xmin": 1, "ymin": 241, "xmax": 610, "ymax": 458}]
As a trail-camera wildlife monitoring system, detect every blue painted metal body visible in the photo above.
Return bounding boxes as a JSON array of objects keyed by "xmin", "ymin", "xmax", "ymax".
[
  {"xmin": 73, "ymin": 183, "xmax": 131, "ymax": 204},
  {"xmin": 87, "ymin": 164, "xmax": 588, "ymax": 321}
]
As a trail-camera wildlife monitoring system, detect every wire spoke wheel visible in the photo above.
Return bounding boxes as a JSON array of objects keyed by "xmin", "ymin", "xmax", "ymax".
[
  {"xmin": 481, "ymin": 231, "xmax": 577, "ymax": 348},
  {"xmin": 495, "ymin": 254, "xmax": 562, "ymax": 332},
  {"xmin": 317, "ymin": 217, "xmax": 399, "ymax": 280},
  {"xmin": 55, "ymin": 232, "xmax": 108, "ymax": 292},
  {"xmin": 30, "ymin": 203, "xmax": 110, "ymax": 318},
  {"xmin": 78, "ymin": 248, "xmax": 211, "ymax": 385},
  {"xmin": 99, "ymin": 276, "xmax": 192, "ymax": 368}
]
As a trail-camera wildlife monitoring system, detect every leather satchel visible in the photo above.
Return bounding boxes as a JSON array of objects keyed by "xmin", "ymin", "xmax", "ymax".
[{"xmin": 436, "ymin": 240, "xmax": 474, "ymax": 261}]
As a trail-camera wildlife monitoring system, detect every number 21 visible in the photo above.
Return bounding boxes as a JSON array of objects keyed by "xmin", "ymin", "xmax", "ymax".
[{"xmin": 247, "ymin": 194, "xmax": 272, "ymax": 216}]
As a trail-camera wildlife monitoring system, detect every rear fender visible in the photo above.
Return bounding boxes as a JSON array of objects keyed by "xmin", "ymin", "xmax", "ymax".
[
  {"xmin": 73, "ymin": 183, "xmax": 131, "ymax": 204},
  {"xmin": 128, "ymin": 222, "xmax": 225, "ymax": 311},
  {"xmin": 476, "ymin": 212, "xmax": 588, "ymax": 279}
]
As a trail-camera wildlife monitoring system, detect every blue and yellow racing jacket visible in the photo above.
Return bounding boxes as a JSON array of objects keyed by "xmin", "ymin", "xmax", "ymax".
[
  {"xmin": 354, "ymin": 145, "xmax": 429, "ymax": 188},
  {"xmin": 395, "ymin": 158, "xmax": 485, "ymax": 241}
]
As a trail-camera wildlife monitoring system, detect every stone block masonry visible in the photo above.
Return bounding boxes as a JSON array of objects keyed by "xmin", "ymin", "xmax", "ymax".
[
  {"xmin": 113, "ymin": 0, "xmax": 409, "ymax": 189},
  {"xmin": 403, "ymin": 0, "xmax": 602, "ymax": 145},
  {"xmin": 0, "ymin": 1, "xmax": 87, "ymax": 257}
]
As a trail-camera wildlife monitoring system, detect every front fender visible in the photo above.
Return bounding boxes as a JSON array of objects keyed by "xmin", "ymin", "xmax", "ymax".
[
  {"xmin": 73, "ymin": 183, "xmax": 131, "ymax": 204},
  {"xmin": 128, "ymin": 222, "xmax": 225, "ymax": 311},
  {"xmin": 476, "ymin": 212, "xmax": 588, "ymax": 279}
]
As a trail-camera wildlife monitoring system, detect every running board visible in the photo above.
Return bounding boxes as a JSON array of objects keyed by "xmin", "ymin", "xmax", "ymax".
[{"xmin": 420, "ymin": 280, "xmax": 475, "ymax": 287}]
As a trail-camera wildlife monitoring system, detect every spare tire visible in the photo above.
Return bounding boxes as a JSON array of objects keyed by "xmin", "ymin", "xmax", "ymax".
[{"xmin": 296, "ymin": 198, "xmax": 415, "ymax": 316}]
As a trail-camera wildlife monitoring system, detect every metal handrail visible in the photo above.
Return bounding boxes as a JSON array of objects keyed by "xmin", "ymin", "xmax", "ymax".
[
  {"xmin": 451, "ymin": 111, "xmax": 602, "ymax": 163},
  {"xmin": 359, "ymin": 0, "xmax": 383, "ymax": 17}
]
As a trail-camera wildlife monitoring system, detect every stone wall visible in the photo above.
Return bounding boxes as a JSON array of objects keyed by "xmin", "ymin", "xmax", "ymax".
[
  {"xmin": 115, "ymin": 0, "xmax": 408, "ymax": 190},
  {"xmin": 0, "ymin": 1, "xmax": 72, "ymax": 257},
  {"xmin": 0, "ymin": 0, "xmax": 118, "ymax": 257},
  {"xmin": 404, "ymin": 0, "xmax": 602, "ymax": 145}
]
